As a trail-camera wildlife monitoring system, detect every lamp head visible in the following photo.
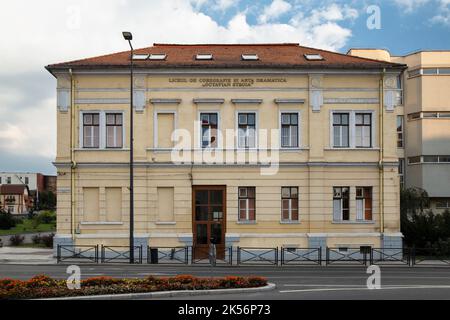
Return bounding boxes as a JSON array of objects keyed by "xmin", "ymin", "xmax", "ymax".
[{"xmin": 122, "ymin": 32, "xmax": 133, "ymax": 41}]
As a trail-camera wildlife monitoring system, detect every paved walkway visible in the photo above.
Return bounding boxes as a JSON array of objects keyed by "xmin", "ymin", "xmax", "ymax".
[{"xmin": 0, "ymin": 247, "xmax": 55, "ymax": 264}]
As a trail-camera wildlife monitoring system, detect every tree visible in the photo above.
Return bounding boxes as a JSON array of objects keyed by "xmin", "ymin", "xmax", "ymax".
[{"xmin": 38, "ymin": 191, "xmax": 56, "ymax": 210}]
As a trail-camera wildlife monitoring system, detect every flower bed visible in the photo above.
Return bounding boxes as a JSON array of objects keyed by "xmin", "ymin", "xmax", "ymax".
[{"xmin": 0, "ymin": 274, "xmax": 267, "ymax": 300}]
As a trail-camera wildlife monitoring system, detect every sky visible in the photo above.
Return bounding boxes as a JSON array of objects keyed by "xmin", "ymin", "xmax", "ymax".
[{"xmin": 0, "ymin": 0, "xmax": 449, "ymax": 175}]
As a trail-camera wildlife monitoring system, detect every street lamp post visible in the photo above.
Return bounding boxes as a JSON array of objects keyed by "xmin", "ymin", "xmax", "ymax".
[{"xmin": 122, "ymin": 31, "xmax": 134, "ymax": 264}]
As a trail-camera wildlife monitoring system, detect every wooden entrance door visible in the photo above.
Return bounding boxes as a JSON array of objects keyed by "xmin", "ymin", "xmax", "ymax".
[{"xmin": 192, "ymin": 186, "xmax": 226, "ymax": 259}]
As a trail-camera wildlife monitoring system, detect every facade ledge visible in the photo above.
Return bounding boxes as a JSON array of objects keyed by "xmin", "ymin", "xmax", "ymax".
[
  {"xmin": 79, "ymin": 221, "xmax": 123, "ymax": 225},
  {"xmin": 236, "ymin": 221, "xmax": 257, "ymax": 225},
  {"xmin": 279, "ymin": 220, "xmax": 301, "ymax": 225},
  {"xmin": 74, "ymin": 148, "xmax": 130, "ymax": 152},
  {"xmin": 324, "ymin": 147, "xmax": 380, "ymax": 151},
  {"xmin": 332, "ymin": 221, "xmax": 375, "ymax": 225},
  {"xmin": 155, "ymin": 221, "xmax": 176, "ymax": 225}
]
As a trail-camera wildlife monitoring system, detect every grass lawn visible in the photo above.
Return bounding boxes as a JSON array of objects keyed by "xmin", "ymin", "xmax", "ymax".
[{"xmin": 0, "ymin": 219, "xmax": 55, "ymax": 236}]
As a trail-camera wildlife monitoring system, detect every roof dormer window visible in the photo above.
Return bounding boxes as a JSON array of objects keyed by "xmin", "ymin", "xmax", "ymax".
[
  {"xmin": 304, "ymin": 54, "xmax": 324, "ymax": 61},
  {"xmin": 241, "ymin": 54, "xmax": 259, "ymax": 61},
  {"xmin": 149, "ymin": 53, "xmax": 167, "ymax": 60},
  {"xmin": 132, "ymin": 54, "xmax": 150, "ymax": 60},
  {"xmin": 195, "ymin": 53, "xmax": 213, "ymax": 60}
]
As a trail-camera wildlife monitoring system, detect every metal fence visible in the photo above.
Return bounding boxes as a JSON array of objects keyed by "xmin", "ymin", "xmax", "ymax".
[
  {"xmin": 371, "ymin": 247, "xmax": 410, "ymax": 266},
  {"xmin": 191, "ymin": 246, "xmax": 233, "ymax": 265},
  {"xmin": 326, "ymin": 247, "xmax": 371, "ymax": 266},
  {"xmin": 148, "ymin": 247, "xmax": 189, "ymax": 264},
  {"xmin": 411, "ymin": 248, "xmax": 450, "ymax": 266},
  {"xmin": 101, "ymin": 245, "xmax": 143, "ymax": 264},
  {"xmin": 56, "ymin": 245, "xmax": 99, "ymax": 263},
  {"xmin": 281, "ymin": 247, "xmax": 322, "ymax": 266},
  {"xmin": 237, "ymin": 247, "xmax": 279, "ymax": 266}
]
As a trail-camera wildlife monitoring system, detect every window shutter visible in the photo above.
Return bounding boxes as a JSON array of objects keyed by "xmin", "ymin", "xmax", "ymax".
[
  {"xmin": 333, "ymin": 199, "xmax": 341, "ymax": 221},
  {"xmin": 356, "ymin": 199, "xmax": 363, "ymax": 220}
]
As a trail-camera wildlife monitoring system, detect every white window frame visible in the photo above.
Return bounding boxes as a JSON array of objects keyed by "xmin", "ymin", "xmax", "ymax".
[
  {"xmin": 153, "ymin": 110, "xmax": 177, "ymax": 149},
  {"xmin": 281, "ymin": 187, "xmax": 299, "ymax": 222},
  {"xmin": 279, "ymin": 111, "xmax": 301, "ymax": 149},
  {"xmin": 238, "ymin": 187, "xmax": 256, "ymax": 222},
  {"xmin": 235, "ymin": 111, "xmax": 258, "ymax": 150},
  {"xmin": 198, "ymin": 110, "xmax": 221, "ymax": 149},
  {"xmin": 333, "ymin": 187, "xmax": 350, "ymax": 222},
  {"xmin": 356, "ymin": 187, "xmax": 372, "ymax": 222},
  {"xmin": 330, "ymin": 110, "xmax": 376, "ymax": 149},
  {"xmin": 79, "ymin": 110, "xmax": 125, "ymax": 150}
]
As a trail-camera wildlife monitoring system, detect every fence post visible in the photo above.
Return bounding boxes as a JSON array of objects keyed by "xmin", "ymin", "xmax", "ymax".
[
  {"xmin": 57, "ymin": 244, "xmax": 61, "ymax": 263},
  {"xmin": 318, "ymin": 247, "xmax": 322, "ymax": 266},
  {"xmin": 237, "ymin": 246, "xmax": 241, "ymax": 265},
  {"xmin": 411, "ymin": 247, "xmax": 416, "ymax": 267},
  {"xmin": 275, "ymin": 247, "xmax": 279, "ymax": 266},
  {"xmin": 326, "ymin": 247, "xmax": 329, "ymax": 266}
]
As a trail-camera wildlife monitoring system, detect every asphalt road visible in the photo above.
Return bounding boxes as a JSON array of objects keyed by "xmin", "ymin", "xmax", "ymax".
[{"xmin": 1, "ymin": 264, "xmax": 450, "ymax": 300}]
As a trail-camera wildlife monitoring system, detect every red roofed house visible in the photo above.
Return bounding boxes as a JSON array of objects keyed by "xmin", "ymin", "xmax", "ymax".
[{"xmin": 0, "ymin": 184, "xmax": 33, "ymax": 215}]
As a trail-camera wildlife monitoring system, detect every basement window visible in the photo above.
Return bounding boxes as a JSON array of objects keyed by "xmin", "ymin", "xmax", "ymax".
[
  {"xmin": 149, "ymin": 54, "xmax": 167, "ymax": 60},
  {"xmin": 241, "ymin": 54, "xmax": 259, "ymax": 61},
  {"xmin": 304, "ymin": 53, "xmax": 324, "ymax": 61},
  {"xmin": 196, "ymin": 53, "xmax": 213, "ymax": 60},
  {"xmin": 132, "ymin": 54, "xmax": 150, "ymax": 60}
]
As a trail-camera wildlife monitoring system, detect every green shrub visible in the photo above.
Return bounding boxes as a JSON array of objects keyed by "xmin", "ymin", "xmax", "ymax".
[
  {"xmin": 9, "ymin": 235, "xmax": 25, "ymax": 246},
  {"xmin": 36, "ymin": 211, "xmax": 56, "ymax": 224},
  {"xmin": 0, "ymin": 211, "xmax": 17, "ymax": 230}
]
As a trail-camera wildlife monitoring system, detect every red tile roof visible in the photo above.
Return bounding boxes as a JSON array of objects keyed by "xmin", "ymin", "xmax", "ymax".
[
  {"xmin": 0, "ymin": 184, "xmax": 27, "ymax": 195},
  {"xmin": 46, "ymin": 43, "xmax": 405, "ymax": 72}
]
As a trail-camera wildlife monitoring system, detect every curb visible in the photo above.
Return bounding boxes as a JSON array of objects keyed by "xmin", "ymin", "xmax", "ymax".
[{"xmin": 40, "ymin": 283, "xmax": 276, "ymax": 300}]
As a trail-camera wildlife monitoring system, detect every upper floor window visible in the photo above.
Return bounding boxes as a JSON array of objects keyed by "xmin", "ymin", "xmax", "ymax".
[
  {"xmin": 398, "ymin": 158, "xmax": 405, "ymax": 189},
  {"xmin": 436, "ymin": 199, "xmax": 450, "ymax": 209},
  {"xmin": 397, "ymin": 116, "xmax": 404, "ymax": 148},
  {"xmin": 281, "ymin": 113, "xmax": 299, "ymax": 148},
  {"xmin": 83, "ymin": 113, "xmax": 100, "ymax": 148},
  {"xmin": 7, "ymin": 177, "xmax": 11, "ymax": 184},
  {"xmin": 238, "ymin": 112, "xmax": 256, "ymax": 149},
  {"xmin": 200, "ymin": 113, "xmax": 218, "ymax": 148},
  {"xmin": 356, "ymin": 187, "xmax": 372, "ymax": 221},
  {"xmin": 281, "ymin": 187, "xmax": 299, "ymax": 222},
  {"xmin": 332, "ymin": 111, "xmax": 374, "ymax": 149},
  {"xmin": 355, "ymin": 113, "xmax": 372, "ymax": 148},
  {"xmin": 25, "ymin": 177, "xmax": 29, "ymax": 185},
  {"xmin": 333, "ymin": 187, "xmax": 350, "ymax": 221},
  {"xmin": 238, "ymin": 187, "xmax": 256, "ymax": 222},
  {"xmin": 332, "ymin": 113, "xmax": 350, "ymax": 148},
  {"xmin": 106, "ymin": 113, "xmax": 123, "ymax": 148}
]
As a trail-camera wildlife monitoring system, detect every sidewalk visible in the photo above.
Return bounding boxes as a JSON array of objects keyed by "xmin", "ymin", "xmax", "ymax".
[{"xmin": 0, "ymin": 247, "xmax": 56, "ymax": 265}]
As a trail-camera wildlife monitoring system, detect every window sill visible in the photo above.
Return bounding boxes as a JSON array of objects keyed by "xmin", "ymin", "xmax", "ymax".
[
  {"xmin": 155, "ymin": 221, "xmax": 176, "ymax": 225},
  {"xmin": 325, "ymin": 147, "xmax": 380, "ymax": 151},
  {"xmin": 75, "ymin": 148, "xmax": 130, "ymax": 151},
  {"xmin": 332, "ymin": 221, "xmax": 374, "ymax": 225},
  {"xmin": 80, "ymin": 221, "xmax": 123, "ymax": 225},
  {"xmin": 280, "ymin": 220, "xmax": 301, "ymax": 225},
  {"xmin": 236, "ymin": 221, "xmax": 257, "ymax": 225}
]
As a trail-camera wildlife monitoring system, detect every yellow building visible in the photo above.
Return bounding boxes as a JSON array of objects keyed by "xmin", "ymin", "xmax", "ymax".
[
  {"xmin": 46, "ymin": 43, "xmax": 406, "ymax": 260},
  {"xmin": 349, "ymin": 49, "xmax": 450, "ymax": 214}
]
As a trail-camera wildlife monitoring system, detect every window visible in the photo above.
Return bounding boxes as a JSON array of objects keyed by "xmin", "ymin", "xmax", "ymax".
[
  {"xmin": 200, "ymin": 113, "xmax": 218, "ymax": 148},
  {"xmin": 281, "ymin": 187, "xmax": 299, "ymax": 222},
  {"xmin": 423, "ymin": 156, "xmax": 439, "ymax": 163},
  {"xmin": 397, "ymin": 115, "xmax": 404, "ymax": 148},
  {"xmin": 238, "ymin": 112, "xmax": 256, "ymax": 148},
  {"xmin": 408, "ymin": 69, "xmax": 421, "ymax": 78},
  {"xmin": 423, "ymin": 68, "xmax": 438, "ymax": 75},
  {"xmin": 241, "ymin": 54, "xmax": 259, "ymax": 61},
  {"xmin": 436, "ymin": 199, "xmax": 450, "ymax": 209},
  {"xmin": 7, "ymin": 177, "xmax": 11, "ymax": 184},
  {"xmin": 304, "ymin": 53, "xmax": 324, "ymax": 61},
  {"xmin": 132, "ymin": 54, "xmax": 149, "ymax": 60},
  {"xmin": 355, "ymin": 113, "xmax": 372, "ymax": 148},
  {"xmin": 83, "ymin": 113, "xmax": 100, "ymax": 148},
  {"xmin": 156, "ymin": 112, "xmax": 175, "ymax": 148},
  {"xmin": 281, "ymin": 113, "xmax": 299, "ymax": 148},
  {"xmin": 332, "ymin": 113, "xmax": 349, "ymax": 147},
  {"xmin": 25, "ymin": 177, "xmax": 29, "ymax": 185},
  {"xmin": 408, "ymin": 112, "xmax": 421, "ymax": 120},
  {"xmin": 333, "ymin": 187, "xmax": 350, "ymax": 221},
  {"xmin": 149, "ymin": 53, "xmax": 167, "ymax": 60},
  {"xmin": 196, "ymin": 53, "xmax": 213, "ymax": 60},
  {"xmin": 83, "ymin": 187, "xmax": 99, "ymax": 222},
  {"xmin": 157, "ymin": 187, "xmax": 174, "ymax": 222},
  {"xmin": 0, "ymin": 177, "xmax": 2, "ymax": 184},
  {"xmin": 105, "ymin": 188, "xmax": 122, "ymax": 222},
  {"xmin": 398, "ymin": 158, "xmax": 405, "ymax": 189},
  {"xmin": 408, "ymin": 156, "xmax": 421, "ymax": 164},
  {"xmin": 356, "ymin": 187, "xmax": 372, "ymax": 221},
  {"xmin": 238, "ymin": 187, "xmax": 256, "ymax": 222},
  {"xmin": 106, "ymin": 113, "xmax": 123, "ymax": 148},
  {"xmin": 395, "ymin": 75, "xmax": 403, "ymax": 105}
]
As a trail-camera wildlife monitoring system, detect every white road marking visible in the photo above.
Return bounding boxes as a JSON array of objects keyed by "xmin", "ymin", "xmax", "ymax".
[{"xmin": 279, "ymin": 285, "xmax": 450, "ymax": 293}]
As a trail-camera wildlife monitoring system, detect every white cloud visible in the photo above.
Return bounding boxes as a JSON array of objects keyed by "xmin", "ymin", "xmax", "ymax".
[
  {"xmin": 213, "ymin": 0, "xmax": 239, "ymax": 11},
  {"xmin": 259, "ymin": 0, "xmax": 292, "ymax": 24},
  {"xmin": 431, "ymin": 0, "xmax": 450, "ymax": 25},
  {"xmin": 394, "ymin": 0, "xmax": 431, "ymax": 12},
  {"xmin": 0, "ymin": 0, "xmax": 358, "ymax": 173}
]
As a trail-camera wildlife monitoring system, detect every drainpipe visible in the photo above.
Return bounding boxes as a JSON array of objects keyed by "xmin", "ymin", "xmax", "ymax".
[
  {"xmin": 69, "ymin": 68, "xmax": 76, "ymax": 240},
  {"xmin": 379, "ymin": 69, "xmax": 386, "ymax": 234}
]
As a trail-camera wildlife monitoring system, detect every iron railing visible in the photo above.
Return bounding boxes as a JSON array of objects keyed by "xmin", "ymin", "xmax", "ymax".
[
  {"xmin": 56, "ymin": 245, "xmax": 99, "ymax": 263},
  {"xmin": 101, "ymin": 245, "xmax": 143, "ymax": 264},
  {"xmin": 191, "ymin": 246, "xmax": 233, "ymax": 265},
  {"xmin": 411, "ymin": 247, "xmax": 450, "ymax": 266},
  {"xmin": 326, "ymin": 247, "xmax": 371, "ymax": 266},
  {"xmin": 281, "ymin": 247, "xmax": 322, "ymax": 266},
  {"xmin": 148, "ymin": 246, "xmax": 189, "ymax": 264},
  {"xmin": 237, "ymin": 247, "xmax": 278, "ymax": 266},
  {"xmin": 371, "ymin": 247, "xmax": 410, "ymax": 266}
]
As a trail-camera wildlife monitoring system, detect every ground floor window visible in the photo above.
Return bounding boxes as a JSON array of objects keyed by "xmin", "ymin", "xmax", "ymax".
[
  {"xmin": 333, "ymin": 187, "xmax": 350, "ymax": 221},
  {"xmin": 281, "ymin": 187, "xmax": 299, "ymax": 222},
  {"xmin": 356, "ymin": 187, "xmax": 373, "ymax": 221},
  {"xmin": 238, "ymin": 187, "xmax": 256, "ymax": 221}
]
